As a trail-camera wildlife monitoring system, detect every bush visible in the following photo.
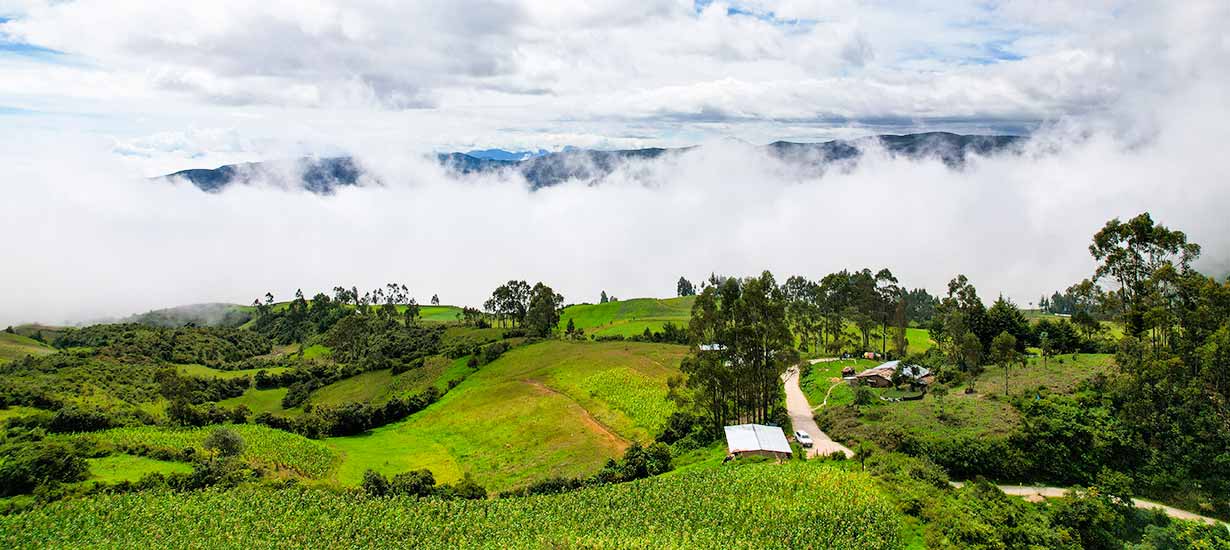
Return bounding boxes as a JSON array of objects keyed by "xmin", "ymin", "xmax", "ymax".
[
  {"xmin": 362, "ymin": 469, "xmax": 390, "ymax": 497},
  {"xmin": 203, "ymin": 428, "xmax": 246, "ymax": 458},
  {"xmin": 0, "ymin": 440, "xmax": 88, "ymax": 496}
]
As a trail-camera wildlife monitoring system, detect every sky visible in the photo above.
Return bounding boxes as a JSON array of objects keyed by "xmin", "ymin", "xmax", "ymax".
[{"xmin": 0, "ymin": 1, "xmax": 1228, "ymax": 325}]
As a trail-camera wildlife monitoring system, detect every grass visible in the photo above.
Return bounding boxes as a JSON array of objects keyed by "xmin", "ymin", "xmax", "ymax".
[
  {"xmin": 0, "ymin": 332, "xmax": 54, "ymax": 364},
  {"xmin": 177, "ymin": 363, "xmax": 290, "ymax": 380},
  {"xmin": 66, "ymin": 424, "xmax": 339, "ymax": 479},
  {"xmin": 0, "ymin": 461, "xmax": 902, "ymax": 549},
  {"xmin": 821, "ymin": 353, "xmax": 1116, "ymax": 447},
  {"xmin": 218, "ymin": 387, "xmax": 291, "ymax": 415},
  {"xmin": 0, "ymin": 406, "xmax": 47, "ymax": 422},
  {"xmin": 300, "ymin": 344, "xmax": 331, "ymax": 360},
  {"xmin": 559, "ymin": 296, "xmax": 694, "ymax": 336},
  {"xmin": 326, "ymin": 340, "xmax": 686, "ymax": 492},
  {"xmin": 83, "ymin": 454, "xmax": 193, "ymax": 484},
  {"xmin": 801, "ymin": 359, "xmax": 880, "ymax": 408}
]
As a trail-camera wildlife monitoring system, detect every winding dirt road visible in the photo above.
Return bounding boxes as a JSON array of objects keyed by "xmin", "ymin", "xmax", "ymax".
[
  {"xmin": 782, "ymin": 365, "xmax": 852, "ymax": 458},
  {"xmin": 950, "ymin": 482, "xmax": 1228, "ymax": 527}
]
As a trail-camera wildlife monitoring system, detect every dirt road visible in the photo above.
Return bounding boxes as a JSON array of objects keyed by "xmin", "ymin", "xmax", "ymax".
[
  {"xmin": 950, "ymin": 482, "xmax": 1228, "ymax": 527},
  {"xmin": 782, "ymin": 365, "xmax": 852, "ymax": 458}
]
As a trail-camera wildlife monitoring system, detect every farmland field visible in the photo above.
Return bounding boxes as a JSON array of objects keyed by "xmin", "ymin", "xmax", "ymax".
[
  {"xmin": 326, "ymin": 340, "xmax": 686, "ymax": 491},
  {"xmin": 63, "ymin": 424, "xmax": 339, "ymax": 479},
  {"xmin": 0, "ymin": 461, "xmax": 901, "ymax": 549}
]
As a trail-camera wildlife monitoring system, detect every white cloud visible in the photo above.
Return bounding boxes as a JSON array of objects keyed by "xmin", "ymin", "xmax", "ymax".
[{"xmin": 0, "ymin": 1, "xmax": 1227, "ymax": 325}]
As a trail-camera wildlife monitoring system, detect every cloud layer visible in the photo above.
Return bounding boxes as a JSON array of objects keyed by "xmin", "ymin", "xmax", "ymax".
[{"xmin": 0, "ymin": 1, "xmax": 1227, "ymax": 325}]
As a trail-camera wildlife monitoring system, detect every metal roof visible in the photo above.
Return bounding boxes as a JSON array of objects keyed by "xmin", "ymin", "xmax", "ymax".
[{"xmin": 724, "ymin": 424, "xmax": 793, "ymax": 455}]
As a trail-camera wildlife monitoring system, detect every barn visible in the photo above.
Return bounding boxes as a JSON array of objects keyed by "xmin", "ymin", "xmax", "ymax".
[{"xmin": 723, "ymin": 424, "xmax": 793, "ymax": 460}]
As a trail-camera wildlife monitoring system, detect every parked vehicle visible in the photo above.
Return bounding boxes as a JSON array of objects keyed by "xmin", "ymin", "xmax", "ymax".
[{"xmin": 794, "ymin": 430, "xmax": 813, "ymax": 448}]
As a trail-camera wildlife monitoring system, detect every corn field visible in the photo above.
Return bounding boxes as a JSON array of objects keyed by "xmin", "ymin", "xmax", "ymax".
[
  {"xmin": 63, "ymin": 424, "xmax": 338, "ymax": 479},
  {"xmin": 0, "ymin": 462, "xmax": 900, "ymax": 549}
]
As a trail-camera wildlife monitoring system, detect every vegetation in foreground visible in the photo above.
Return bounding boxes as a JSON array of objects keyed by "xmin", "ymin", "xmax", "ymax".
[{"xmin": 0, "ymin": 461, "xmax": 901, "ymax": 550}]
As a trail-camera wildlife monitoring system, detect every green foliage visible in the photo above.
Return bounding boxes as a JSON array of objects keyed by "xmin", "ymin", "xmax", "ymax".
[
  {"xmin": 54, "ymin": 324, "xmax": 271, "ymax": 367},
  {"xmin": 0, "ymin": 439, "xmax": 88, "ymax": 496},
  {"xmin": 0, "ymin": 463, "xmax": 902, "ymax": 549},
  {"xmin": 202, "ymin": 428, "xmax": 245, "ymax": 458},
  {"xmin": 64, "ymin": 424, "xmax": 337, "ymax": 479}
]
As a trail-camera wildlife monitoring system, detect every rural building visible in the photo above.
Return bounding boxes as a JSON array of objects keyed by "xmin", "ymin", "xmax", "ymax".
[
  {"xmin": 855, "ymin": 361, "xmax": 934, "ymax": 388},
  {"xmin": 724, "ymin": 424, "xmax": 793, "ymax": 460}
]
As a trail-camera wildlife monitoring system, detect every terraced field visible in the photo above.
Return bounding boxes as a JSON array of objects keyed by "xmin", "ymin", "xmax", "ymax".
[
  {"xmin": 326, "ymin": 340, "xmax": 687, "ymax": 492},
  {"xmin": 0, "ymin": 461, "xmax": 901, "ymax": 549}
]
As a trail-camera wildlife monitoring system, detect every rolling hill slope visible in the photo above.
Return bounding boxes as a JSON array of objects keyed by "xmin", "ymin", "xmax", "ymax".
[
  {"xmin": 325, "ymin": 340, "xmax": 687, "ymax": 492},
  {"xmin": 559, "ymin": 296, "xmax": 695, "ymax": 337},
  {"xmin": 0, "ymin": 332, "xmax": 54, "ymax": 364}
]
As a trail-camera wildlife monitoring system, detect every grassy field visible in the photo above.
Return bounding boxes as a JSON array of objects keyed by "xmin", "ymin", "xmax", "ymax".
[
  {"xmin": 65, "ymin": 425, "xmax": 339, "ymax": 479},
  {"xmin": 177, "ymin": 363, "xmax": 290, "ymax": 380},
  {"xmin": 821, "ymin": 353, "xmax": 1116, "ymax": 446},
  {"xmin": 218, "ymin": 387, "xmax": 292, "ymax": 415},
  {"xmin": 84, "ymin": 454, "xmax": 194, "ymax": 484},
  {"xmin": 801, "ymin": 359, "xmax": 880, "ymax": 408},
  {"xmin": 326, "ymin": 340, "xmax": 687, "ymax": 492},
  {"xmin": 0, "ymin": 461, "xmax": 901, "ymax": 549},
  {"xmin": 559, "ymin": 297, "xmax": 694, "ymax": 337},
  {"xmin": 0, "ymin": 406, "xmax": 47, "ymax": 422},
  {"xmin": 0, "ymin": 332, "xmax": 54, "ymax": 364}
]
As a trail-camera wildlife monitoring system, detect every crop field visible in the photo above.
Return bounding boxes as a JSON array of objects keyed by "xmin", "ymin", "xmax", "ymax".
[
  {"xmin": 326, "ymin": 340, "xmax": 686, "ymax": 492},
  {"xmin": 0, "ymin": 462, "xmax": 900, "ymax": 549},
  {"xmin": 559, "ymin": 296, "xmax": 694, "ymax": 335},
  {"xmin": 84, "ymin": 454, "xmax": 194, "ymax": 484},
  {"xmin": 0, "ymin": 332, "xmax": 54, "ymax": 364},
  {"xmin": 65, "ymin": 425, "xmax": 338, "ymax": 479}
]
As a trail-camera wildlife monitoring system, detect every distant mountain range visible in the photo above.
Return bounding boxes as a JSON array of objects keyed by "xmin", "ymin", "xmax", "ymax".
[{"xmin": 159, "ymin": 132, "xmax": 1026, "ymax": 193}]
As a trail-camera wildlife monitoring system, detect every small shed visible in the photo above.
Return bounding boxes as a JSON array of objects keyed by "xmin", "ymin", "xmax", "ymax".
[{"xmin": 724, "ymin": 424, "xmax": 792, "ymax": 460}]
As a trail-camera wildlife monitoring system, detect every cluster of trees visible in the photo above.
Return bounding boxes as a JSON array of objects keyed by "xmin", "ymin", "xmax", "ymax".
[
  {"xmin": 499, "ymin": 441, "xmax": 672, "ymax": 498},
  {"xmin": 250, "ymin": 283, "xmax": 433, "ymax": 348},
  {"xmin": 54, "ymin": 324, "xmax": 272, "ymax": 368},
  {"xmin": 483, "ymin": 281, "xmax": 563, "ymax": 337},
  {"xmin": 256, "ymin": 388, "xmax": 440, "ymax": 439},
  {"xmin": 679, "ymin": 272, "xmax": 796, "ymax": 432},
  {"xmin": 866, "ymin": 452, "xmax": 1228, "ymax": 550},
  {"xmin": 775, "ymin": 269, "xmax": 926, "ymax": 357},
  {"xmin": 361, "ymin": 468, "xmax": 487, "ymax": 500},
  {"xmin": 1040, "ymin": 278, "xmax": 1116, "ymax": 317},
  {"xmin": 676, "ymin": 277, "xmax": 696, "ymax": 297}
]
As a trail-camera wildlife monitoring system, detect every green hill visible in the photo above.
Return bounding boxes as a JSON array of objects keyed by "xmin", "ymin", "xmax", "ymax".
[
  {"xmin": 0, "ymin": 461, "xmax": 901, "ymax": 549},
  {"xmin": 325, "ymin": 340, "xmax": 686, "ymax": 492},
  {"xmin": 559, "ymin": 296, "xmax": 695, "ymax": 337},
  {"xmin": 0, "ymin": 332, "xmax": 54, "ymax": 364}
]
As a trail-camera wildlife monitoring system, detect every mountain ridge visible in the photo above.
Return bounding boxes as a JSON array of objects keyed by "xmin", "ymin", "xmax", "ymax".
[{"xmin": 159, "ymin": 132, "xmax": 1027, "ymax": 193}]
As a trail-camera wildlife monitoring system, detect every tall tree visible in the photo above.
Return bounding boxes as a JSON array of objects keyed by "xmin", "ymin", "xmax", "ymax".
[
  {"xmin": 600, "ymin": 290, "xmax": 609, "ymax": 304},
  {"xmin": 990, "ymin": 331, "xmax": 1018, "ymax": 396},
  {"xmin": 677, "ymin": 277, "xmax": 696, "ymax": 297},
  {"xmin": 524, "ymin": 283, "xmax": 564, "ymax": 337}
]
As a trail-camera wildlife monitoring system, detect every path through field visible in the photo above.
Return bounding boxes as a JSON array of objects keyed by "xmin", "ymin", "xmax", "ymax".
[
  {"xmin": 949, "ymin": 482, "xmax": 1228, "ymax": 527},
  {"xmin": 782, "ymin": 362, "xmax": 852, "ymax": 458}
]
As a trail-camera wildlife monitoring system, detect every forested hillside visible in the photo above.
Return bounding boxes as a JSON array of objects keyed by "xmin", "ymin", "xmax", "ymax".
[{"xmin": 1, "ymin": 213, "xmax": 1227, "ymax": 548}]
